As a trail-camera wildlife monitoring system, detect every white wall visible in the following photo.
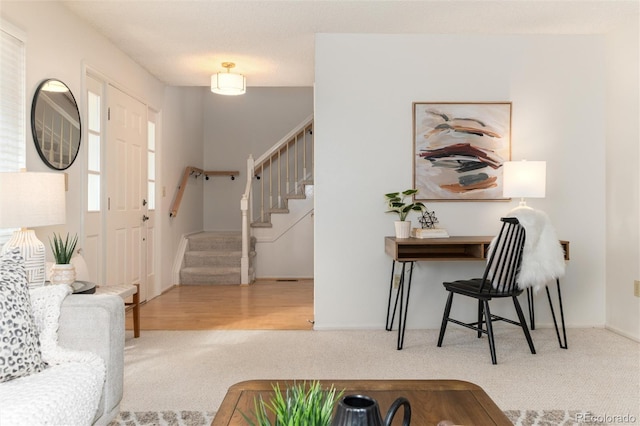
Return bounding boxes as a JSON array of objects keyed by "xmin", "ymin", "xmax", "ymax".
[
  {"xmin": 605, "ymin": 20, "xmax": 640, "ymax": 340},
  {"xmin": 254, "ymin": 194, "xmax": 314, "ymax": 279},
  {"xmin": 2, "ymin": 1, "xmax": 162, "ymax": 240},
  {"xmin": 160, "ymin": 87, "xmax": 206, "ymax": 293},
  {"xmin": 1, "ymin": 2, "xmax": 202, "ymax": 297},
  {"xmin": 314, "ymin": 34, "xmax": 614, "ymax": 332},
  {"xmin": 202, "ymin": 87, "xmax": 313, "ymax": 231}
]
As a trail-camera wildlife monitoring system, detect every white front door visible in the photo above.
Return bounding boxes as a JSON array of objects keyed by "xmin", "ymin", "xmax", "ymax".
[{"xmin": 105, "ymin": 85, "xmax": 148, "ymax": 301}]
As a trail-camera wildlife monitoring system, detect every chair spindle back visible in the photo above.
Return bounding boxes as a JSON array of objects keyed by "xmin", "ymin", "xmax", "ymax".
[{"xmin": 481, "ymin": 217, "xmax": 526, "ymax": 294}]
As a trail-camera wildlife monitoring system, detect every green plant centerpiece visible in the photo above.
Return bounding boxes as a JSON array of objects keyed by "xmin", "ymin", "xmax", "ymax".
[
  {"xmin": 48, "ymin": 232, "xmax": 78, "ymax": 286},
  {"xmin": 385, "ymin": 189, "xmax": 426, "ymax": 238},
  {"xmin": 242, "ymin": 380, "xmax": 343, "ymax": 426},
  {"xmin": 384, "ymin": 189, "xmax": 426, "ymax": 221},
  {"xmin": 49, "ymin": 232, "xmax": 78, "ymax": 264}
]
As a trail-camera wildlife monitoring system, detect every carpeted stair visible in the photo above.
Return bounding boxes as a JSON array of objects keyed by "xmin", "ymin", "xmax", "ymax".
[{"xmin": 180, "ymin": 231, "xmax": 255, "ymax": 285}]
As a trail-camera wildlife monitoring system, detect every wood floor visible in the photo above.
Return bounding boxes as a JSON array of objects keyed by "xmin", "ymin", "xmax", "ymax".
[{"xmin": 125, "ymin": 279, "xmax": 314, "ymax": 331}]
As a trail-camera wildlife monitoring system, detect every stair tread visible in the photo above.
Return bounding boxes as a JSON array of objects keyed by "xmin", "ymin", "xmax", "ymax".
[
  {"xmin": 251, "ymin": 222, "xmax": 273, "ymax": 228},
  {"xmin": 186, "ymin": 250, "xmax": 244, "ymax": 256},
  {"xmin": 182, "ymin": 266, "xmax": 240, "ymax": 273}
]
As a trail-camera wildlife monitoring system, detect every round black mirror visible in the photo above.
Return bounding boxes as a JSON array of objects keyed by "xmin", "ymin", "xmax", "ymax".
[{"xmin": 31, "ymin": 79, "xmax": 81, "ymax": 170}]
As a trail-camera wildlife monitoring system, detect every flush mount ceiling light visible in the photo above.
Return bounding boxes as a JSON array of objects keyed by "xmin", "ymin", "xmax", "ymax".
[{"xmin": 211, "ymin": 62, "xmax": 246, "ymax": 96}]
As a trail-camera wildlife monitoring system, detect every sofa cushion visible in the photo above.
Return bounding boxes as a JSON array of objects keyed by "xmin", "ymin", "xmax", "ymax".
[
  {"xmin": 0, "ymin": 355, "xmax": 105, "ymax": 425},
  {"xmin": 0, "ymin": 248, "xmax": 46, "ymax": 383}
]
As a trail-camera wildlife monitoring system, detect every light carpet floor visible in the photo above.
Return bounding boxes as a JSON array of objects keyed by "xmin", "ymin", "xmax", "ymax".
[{"xmin": 116, "ymin": 327, "xmax": 639, "ymax": 423}]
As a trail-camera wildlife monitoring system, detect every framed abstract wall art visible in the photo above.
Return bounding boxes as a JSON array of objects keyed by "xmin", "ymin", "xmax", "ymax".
[{"xmin": 413, "ymin": 102, "xmax": 511, "ymax": 201}]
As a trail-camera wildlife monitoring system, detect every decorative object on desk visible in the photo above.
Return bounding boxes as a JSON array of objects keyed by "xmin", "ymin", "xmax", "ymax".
[
  {"xmin": 242, "ymin": 380, "xmax": 343, "ymax": 426},
  {"xmin": 384, "ymin": 189, "xmax": 426, "ymax": 238},
  {"xmin": 331, "ymin": 394, "xmax": 411, "ymax": 426},
  {"xmin": 418, "ymin": 208, "xmax": 439, "ymax": 229},
  {"xmin": 48, "ymin": 232, "xmax": 78, "ymax": 286},
  {"xmin": 502, "ymin": 160, "xmax": 546, "ymax": 206},
  {"xmin": 412, "ymin": 227, "xmax": 449, "ymax": 239},
  {"xmin": 0, "ymin": 172, "xmax": 66, "ymax": 287},
  {"xmin": 413, "ymin": 102, "xmax": 511, "ymax": 201}
]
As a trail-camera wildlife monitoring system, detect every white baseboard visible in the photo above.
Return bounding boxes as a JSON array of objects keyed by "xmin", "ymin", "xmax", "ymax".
[{"xmin": 605, "ymin": 324, "xmax": 640, "ymax": 342}]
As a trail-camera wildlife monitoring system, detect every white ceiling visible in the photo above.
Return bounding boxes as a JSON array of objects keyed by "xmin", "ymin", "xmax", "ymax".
[{"xmin": 62, "ymin": 0, "xmax": 639, "ymax": 87}]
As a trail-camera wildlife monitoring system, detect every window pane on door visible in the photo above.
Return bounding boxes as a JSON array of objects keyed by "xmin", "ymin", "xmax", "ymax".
[
  {"xmin": 88, "ymin": 133, "xmax": 100, "ymax": 172},
  {"xmin": 88, "ymin": 174, "xmax": 100, "ymax": 211},
  {"xmin": 148, "ymin": 182, "xmax": 155, "ymax": 210}
]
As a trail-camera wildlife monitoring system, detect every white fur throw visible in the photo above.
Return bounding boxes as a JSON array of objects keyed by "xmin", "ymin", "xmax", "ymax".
[{"xmin": 506, "ymin": 206, "xmax": 566, "ymax": 292}]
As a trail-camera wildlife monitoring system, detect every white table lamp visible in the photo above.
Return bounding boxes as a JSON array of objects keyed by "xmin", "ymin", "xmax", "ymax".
[
  {"xmin": 502, "ymin": 160, "xmax": 546, "ymax": 206},
  {"xmin": 0, "ymin": 172, "xmax": 66, "ymax": 287}
]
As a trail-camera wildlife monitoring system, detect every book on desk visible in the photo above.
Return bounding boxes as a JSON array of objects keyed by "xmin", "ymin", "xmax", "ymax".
[{"xmin": 411, "ymin": 227, "xmax": 450, "ymax": 238}]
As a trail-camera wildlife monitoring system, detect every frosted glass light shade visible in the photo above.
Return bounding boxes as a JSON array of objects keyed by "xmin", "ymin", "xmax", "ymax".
[
  {"xmin": 0, "ymin": 172, "xmax": 66, "ymax": 287},
  {"xmin": 503, "ymin": 161, "xmax": 546, "ymax": 199},
  {"xmin": 211, "ymin": 72, "xmax": 246, "ymax": 96}
]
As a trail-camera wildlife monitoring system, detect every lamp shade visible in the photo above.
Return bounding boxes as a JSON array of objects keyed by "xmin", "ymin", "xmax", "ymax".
[
  {"xmin": 0, "ymin": 172, "xmax": 66, "ymax": 287},
  {"xmin": 502, "ymin": 160, "xmax": 546, "ymax": 199},
  {"xmin": 0, "ymin": 172, "xmax": 66, "ymax": 228},
  {"xmin": 211, "ymin": 72, "xmax": 246, "ymax": 96}
]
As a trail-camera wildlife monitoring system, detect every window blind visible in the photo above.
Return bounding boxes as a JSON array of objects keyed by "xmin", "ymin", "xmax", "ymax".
[{"xmin": 0, "ymin": 22, "xmax": 26, "ymax": 244}]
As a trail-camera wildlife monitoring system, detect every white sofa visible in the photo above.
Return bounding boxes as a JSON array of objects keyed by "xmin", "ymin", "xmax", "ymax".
[
  {"xmin": 59, "ymin": 292, "xmax": 125, "ymax": 425},
  {"xmin": 0, "ymin": 283, "xmax": 124, "ymax": 425}
]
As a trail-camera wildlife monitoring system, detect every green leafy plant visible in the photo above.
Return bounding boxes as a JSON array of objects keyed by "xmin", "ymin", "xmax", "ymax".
[
  {"xmin": 49, "ymin": 232, "xmax": 78, "ymax": 264},
  {"xmin": 242, "ymin": 380, "xmax": 343, "ymax": 426},
  {"xmin": 385, "ymin": 189, "xmax": 426, "ymax": 221}
]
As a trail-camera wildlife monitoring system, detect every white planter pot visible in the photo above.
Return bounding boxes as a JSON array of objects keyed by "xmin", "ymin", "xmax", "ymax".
[
  {"xmin": 394, "ymin": 221, "xmax": 411, "ymax": 239},
  {"xmin": 49, "ymin": 263, "xmax": 76, "ymax": 286}
]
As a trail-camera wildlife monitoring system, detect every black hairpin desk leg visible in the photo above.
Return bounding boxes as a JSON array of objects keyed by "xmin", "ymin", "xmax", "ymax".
[
  {"xmin": 546, "ymin": 278, "xmax": 568, "ymax": 349},
  {"xmin": 525, "ymin": 280, "xmax": 567, "ymax": 349},
  {"xmin": 385, "ymin": 260, "xmax": 414, "ymax": 350}
]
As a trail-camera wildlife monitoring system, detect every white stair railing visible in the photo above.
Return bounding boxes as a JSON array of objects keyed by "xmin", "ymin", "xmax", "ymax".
[
  {"xmin": 240, "ymin": 155, "xmax": 254, "ymax": 284},
  {"xmin": 240, "ymin": 114, "xmax": 313, "ymax": 284}
]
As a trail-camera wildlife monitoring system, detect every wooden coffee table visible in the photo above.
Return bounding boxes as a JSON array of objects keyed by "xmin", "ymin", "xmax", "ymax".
[{"xmin": 212, "ymin": 379, "xmax": 511, "ymax": 425}]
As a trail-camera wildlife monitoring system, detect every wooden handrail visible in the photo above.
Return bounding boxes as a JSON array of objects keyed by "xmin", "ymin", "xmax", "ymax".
[
  {"xmin": 253, "ymin": 114, "xmax": 313, "ymax": 171},
  {"xmin": 169, "ymin": 166, "xmax": 239, "ymax": 217}
]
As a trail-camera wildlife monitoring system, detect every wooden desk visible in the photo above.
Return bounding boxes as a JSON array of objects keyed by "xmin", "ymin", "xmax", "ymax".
[
  {"xmin": 212, "ymin": 379, "xmax": 512, "ymax": 426},
  {"xmin": 385, "ymin": 236, "xmax": 570, "ymax": 262},
  {"xmin": 384, "ymin": 236, "xmax": 570, "ymax": 350}
]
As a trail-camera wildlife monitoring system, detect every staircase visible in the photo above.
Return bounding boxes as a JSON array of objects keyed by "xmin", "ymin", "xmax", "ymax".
[
  {"xmin": 174, "ymin": 115, "xmax": 313, "ymax": 286},
  {"xmin": 240, "ymin": 114, "xmax": 314, "ymax": 283},
  {"xmin": 180, "ymin": 231, "xmax": 256, "ymax": 285}
]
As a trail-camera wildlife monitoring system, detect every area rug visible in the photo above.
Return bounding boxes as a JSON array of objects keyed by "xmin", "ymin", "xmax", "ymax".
[
  {"xmin": 108, "ymin": 411, "xmax": 216, "ymax": 426},
  {"xmin": 108, "ymin": 410, "xmax": 596, "ymax": 425}
]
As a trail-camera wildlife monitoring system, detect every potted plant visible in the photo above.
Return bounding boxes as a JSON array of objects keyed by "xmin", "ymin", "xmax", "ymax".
[
  {"xmin": 385, "ymin": 189, "xmax": 426, "ymax": 238},
  {"xmin": 242, "ymin": 380, "xmax": 343, "ymax": 426},
  {"xmin": 49, "ymin": 232, "xmax": 78, "ymax": 285}
]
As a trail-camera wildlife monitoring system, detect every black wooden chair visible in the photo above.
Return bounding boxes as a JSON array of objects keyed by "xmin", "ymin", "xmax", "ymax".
[{"xmin": 437, "ymin": 217, "xmax": 536, "ymax": 364}]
